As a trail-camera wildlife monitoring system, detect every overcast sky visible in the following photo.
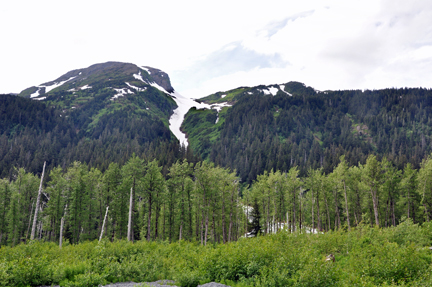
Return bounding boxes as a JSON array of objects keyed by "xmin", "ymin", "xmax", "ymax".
[{"xmin": 1, "ymin": 0, "xmax": 432, "ymax": 98}]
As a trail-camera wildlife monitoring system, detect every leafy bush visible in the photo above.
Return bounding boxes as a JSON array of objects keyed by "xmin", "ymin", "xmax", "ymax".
[
  {"xmin": 1, "ymin": 227, "xmax": 432, "ymax": 286},
  {"xmin": 63, "ymin": 272, "xmax": 107, "ymax": 287}
]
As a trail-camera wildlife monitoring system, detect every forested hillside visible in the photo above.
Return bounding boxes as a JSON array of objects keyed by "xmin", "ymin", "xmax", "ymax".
[
  {"xmin": 0, "ymin": 62, "xmax": 187, "ymax": 178},
  {"xmin": 0, "ymin": 93, "xmax": 183, "ymax": 179},
  {"xmin": 184, "ymin": 84, "xmax": 432, "ymax": 183}
]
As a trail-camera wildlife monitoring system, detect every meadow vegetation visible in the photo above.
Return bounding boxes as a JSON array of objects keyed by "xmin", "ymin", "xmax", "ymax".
[{"xmin": 1, "ymin": 220, "xmax": 432, "ymax": 286}]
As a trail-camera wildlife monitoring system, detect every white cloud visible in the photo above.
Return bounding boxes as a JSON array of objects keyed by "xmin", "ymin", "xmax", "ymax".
[{"xmin": 0, "ymin": 0, "xmax": 431, "ymax": 97}]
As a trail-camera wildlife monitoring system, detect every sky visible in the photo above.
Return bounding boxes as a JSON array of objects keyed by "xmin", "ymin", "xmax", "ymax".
[{"xmin": 1, "ymin": 0, "xmax": 432, "ymax": 98}]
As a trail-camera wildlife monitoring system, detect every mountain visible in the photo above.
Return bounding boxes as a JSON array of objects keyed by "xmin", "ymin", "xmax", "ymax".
[
  {"xmin": 18, "ymin": 62, "xmax": 177, "ymax": 131},
  {"xmin": 3, "ymin": 61, "xmax": 432, "ymax": 184},
  {"xmin": 0, "ymin": 62, "xmax": 203, "ymax": 178},
  {"xmin": 182, "ymin": 82, "xmax": 432, "ymax": 183}
]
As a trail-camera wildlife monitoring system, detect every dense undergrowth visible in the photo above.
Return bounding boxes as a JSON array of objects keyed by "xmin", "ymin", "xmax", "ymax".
[{"xmin": 1, "ymin": 219, "xmax": 432, "ymax": 287}]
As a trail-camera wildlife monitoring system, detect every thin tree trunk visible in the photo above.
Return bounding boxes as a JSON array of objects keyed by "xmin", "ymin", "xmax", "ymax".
[
  {"xmin": 266, "ymin": 194, "xmax": 270, "ymax": 234},
  {"xmin": 38, "ymin": 220, "xmax": 43, "ymax": 239},
  {"xmin": 128, "ymin": 187, "xmax": 133, "ymax": 241},
  {"xmin": 26, "ymin": 200, "xmax": 35, "ymax": 241},
  {"xmin": 204, "ymin": 212, "xmax": 209, "ymax": 246},
  {"xmin": 385, "ymin": 198, "xmax": 390, "ymax": 227},
  {"xmin": 343, "ymin": 180, "xmax": 351, "ymax": 231},
  {"xmin": 325, "ymin": 194, "xmax": 331, "ymax": 232},
  {"xmin": 31, "ymin": 161, "xmax": 46, "ymax": 240},
  {"xmin": 147, "ymin": 193, "xmax": 152, "ymax": 241},
  {"xmin": 222, "ymin": 190, "xmax": 226, "ymax": 243},
  {"xmin": 371, "ymin": 187, "xmax": 380, "ymax": 226},
  {"xmin": 316, "ymin": 189, "xmax": 321, "ymax": 231},
  {"xmin": 311, "ymin": 187, "xmax": 315, "ymax": 231},
  {"xmin": 99, "ymin": 206, "xmax": 109, "ymax": 242},
  {"xmin": 155, "ymin": 192, "xmax": 160, "ymax": 240},
  {"xmin": 228, "ymin": 204, "xmax": 233, "ymax": 242},
  {"xmin": 293, "ymin": 189, "xmax": 297, "ymax": 232},
  {"xmin": 299, "ymin": 196, "xmax": 302, "ymax": 232},
  {"xmin": 212, "ymin": 208, "xmax": 216, "ymax": 243},
  {"xmin": 333, "ymin": 189, "xmax": 341, "ymax": 230},
  {"xmin": 59, "ymin": 205, "xmax": 67, "ymax": 249}
]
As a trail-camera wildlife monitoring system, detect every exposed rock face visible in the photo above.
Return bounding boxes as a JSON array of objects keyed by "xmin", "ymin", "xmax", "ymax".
[{"xmin": 143, "ymin": 66, "xmax": 174, "ymax": 93}]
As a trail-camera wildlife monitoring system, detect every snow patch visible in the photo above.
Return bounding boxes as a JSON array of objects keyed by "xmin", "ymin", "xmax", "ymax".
[
  {"xmin": 80, "ymin": 85, "xmax": 92, "ymax": 90},
  {"xmin": 168, "ymin": 90, "xmax": 233, "ymax": 147},
  {"xmin": 41, "ymin": 76, "xmax": 77, "ymax": 93},
  {"xmin": 34, "ymin": 97, "xmax": 46, "ymax": 101},
  {"xmin": 141, "ymin": 66, "xmax": 151, "ymax": 75},
  {"xmin": 279, "ymin": 85, "xmax": 292, "ymax": 96},
  {"xmin": 126, "ymin": 82, "xmax": 147, "ymax": 92},
  {"xmin": 149, "ymin": 82, "xmax": 170, "ymax": 94},
  {"xmin": 111, "ymin": 88, "xmax": 134, "ymax": 100},
  {"xmin": 263, "ymin": 89, "xmax": 271, "ymax": 95},
  {"xmin": 268, "ymin": 87, "xmax": 278, "ymax": 96},
  {"xmin": 212, "ymin": 103, "xmax": 232, "ymax": 124},
  {"xmin": 211, "ymin": 102, "xmax": 232, "ymax": 113},
  {"xmin": 30, "ymin": 88, "xmax": 41, "ymax": 98},
  {"xmin": 168, "ymin": 91, "xmax": 213, "ymax": 148},
  {"xmin": 221, "ymin": 94, "xmax": 226, "ymax": 98},
  {"xmin": 133, "ymin": 72, "xmax": 170, "ymax": 94},
  {"xmin": 133, "ymin": 71, "xmax": 146, "ymax": 83}
]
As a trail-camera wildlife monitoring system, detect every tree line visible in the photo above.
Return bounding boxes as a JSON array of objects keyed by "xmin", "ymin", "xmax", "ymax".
[
  {"xmin": 247, "ymin": 154, "xmax": 432, "ymax": 235},
  {"xmin": 0, "ymin": 156, "xmax": 243, "ymax": 247},
  {"xmin": 2, "ymin": 153, "xmax": 432, "ymax": 247}
]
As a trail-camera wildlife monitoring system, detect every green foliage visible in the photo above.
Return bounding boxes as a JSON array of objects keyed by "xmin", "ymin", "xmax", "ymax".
[
  {"xmin": 183, "ymin": 87, "xmax": 432, "ymax": 184},
  {"xmin": 1, "ymin": 226, "xmax": 432, "ymax": 286}
]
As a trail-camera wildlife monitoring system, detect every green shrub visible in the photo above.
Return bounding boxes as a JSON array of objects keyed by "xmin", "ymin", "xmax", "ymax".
[
  {"xmin": 0, "ymin": 262, "xmax": 10, "ymax": 287},
  {"xmin": 176, "ymin": 269, "xmax": 201, "ymax": 287},
  {"xmin": 63, "ymin": 272, "xmax": 107, "ymax": 287}
]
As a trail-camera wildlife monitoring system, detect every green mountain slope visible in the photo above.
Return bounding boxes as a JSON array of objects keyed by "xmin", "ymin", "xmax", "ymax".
[
  {"xmin": 0, "ymin": 62, "xmax": 188, "ymax": 178},
  {"xmin": 183, "ymin": 83, "xmax": 432, "ymax": 183}
]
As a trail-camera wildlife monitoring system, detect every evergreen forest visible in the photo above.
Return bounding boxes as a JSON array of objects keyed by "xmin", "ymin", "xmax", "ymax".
[{"xmin": 184, "ymin": 86, "xmax": 432, "ymax": 184}]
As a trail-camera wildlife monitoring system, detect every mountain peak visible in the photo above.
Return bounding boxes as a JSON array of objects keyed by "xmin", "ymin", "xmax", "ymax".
[{"xmin": 18, "ymin": 61, "xmax": 174, "ymax": 98}]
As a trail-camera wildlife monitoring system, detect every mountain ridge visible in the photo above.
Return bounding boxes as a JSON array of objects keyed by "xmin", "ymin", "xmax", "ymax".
[{"xmin": 4, "ymin": 61, "xmax": 432, "ymax": 184}]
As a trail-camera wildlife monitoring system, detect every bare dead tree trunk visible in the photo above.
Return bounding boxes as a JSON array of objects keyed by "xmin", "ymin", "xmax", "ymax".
[
  {"xmin": 99, "ymin": 206, "xmax": 109, "ymax": 242},
  {"xmin": 59, "ymin": 205, "xmax": 67, "ymax": 249},
  {"xmin": 128, "ymin": 187, "xmax": 133, "ymax": 241},
  {"xmin": 31, "ymin": 161, "xmax": 46, "ymax": 240}
]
